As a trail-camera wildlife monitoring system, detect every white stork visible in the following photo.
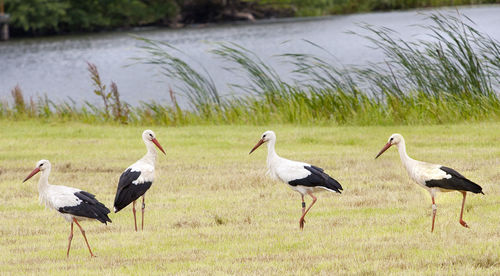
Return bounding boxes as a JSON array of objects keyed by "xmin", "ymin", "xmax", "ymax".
[
  {"xmin": 375, "ymin": 133, "xmax": 484, "ymax": 232},
  {"xmin": 249, "ymin": 130, "xmax": 343, "ymax": 229},
  {"xmin": 113, "ymin": 129, "xmax": 165, "ymax": 231},
  {"xmin": 23, "ymin": 160, "xmax": 111, "ymax": 257}
]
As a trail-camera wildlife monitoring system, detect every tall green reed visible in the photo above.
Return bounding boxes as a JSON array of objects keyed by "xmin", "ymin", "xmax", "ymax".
[
  {"xmin": 134, "ymin": 37, "xmax": 222, "ymax": 117},
  {"xmin": 1, "ymin": 12, "xmax": 499, "ymax": 125}
]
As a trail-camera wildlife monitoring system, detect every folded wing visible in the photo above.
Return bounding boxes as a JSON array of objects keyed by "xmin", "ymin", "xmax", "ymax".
[{"xmin": 113, "ymin": 168, "xmax": 153, "ymax": 213}]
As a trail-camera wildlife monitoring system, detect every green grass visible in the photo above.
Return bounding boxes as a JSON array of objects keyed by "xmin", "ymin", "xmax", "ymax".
[
  {"xmin": 0, "ymin": 13, "xmax": 500, "ymax": 126},
  {"xmin": 2, "ymin": 12, "xmax": 500, "ymax": 126},
  {"xmin": 1, "ymin": 120, "xmax": 499, "ymax": 274},
  {"xmin": 136, "ymin": 12, "xmax": 500, "ymax": 125}
]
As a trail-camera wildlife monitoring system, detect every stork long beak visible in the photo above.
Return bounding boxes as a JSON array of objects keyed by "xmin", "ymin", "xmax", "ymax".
[
  {"xmin": 23, "ymin": 167, "xmax": 40, "ymax": 182},
  {"xmin": 152, "ymin": 138, "xmax": 166, "ymax": 155},
  {"xmin": 249, "ymin": 139, "xmax": 265, "ymax": 155},
  {"xmin": 375, "ymin": 142, "xmax": 392, "ymax": 159}
]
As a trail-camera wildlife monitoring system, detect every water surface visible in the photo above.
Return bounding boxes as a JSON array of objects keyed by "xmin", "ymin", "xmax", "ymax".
[{"xmin": 1, "ymin": 5, "xmax": 499, "ymax": 106}]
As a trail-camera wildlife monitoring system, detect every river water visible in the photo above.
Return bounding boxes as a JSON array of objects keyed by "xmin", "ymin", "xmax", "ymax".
[{"xmin": 1, "ymin": 5, "xmax": 499, "ymax": 107}]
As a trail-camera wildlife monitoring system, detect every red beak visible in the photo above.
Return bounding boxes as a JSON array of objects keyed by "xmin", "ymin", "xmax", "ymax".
[
  {"xmin": 152, "ymin": 138, "xmax": 166, "ymax": 155},
  {"xmin": 23, "ymin": 167, "xmax": 40, "ymax": 182},
  {"xmin": 249, "ymin": 139, "xmax": 265, "ymax": 155},
  {"xmin": 375, "ymin": 142, "xmax": 392, "ymax": 159}
]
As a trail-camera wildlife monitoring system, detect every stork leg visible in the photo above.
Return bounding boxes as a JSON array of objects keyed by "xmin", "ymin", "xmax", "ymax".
[
  {"xmin": 431, "ymin": 196, "xmax": 437, "ymax": 233},
  {"xmin": 299, "ymin": 192, "xmax": 317, "ymax": 230},
  {"xmin": 301, "ymin": 195, "xmax": 306, "ymax": 215},
  {"xmin": 66, "ymin": 222, "xmax": 74, "ymax": 257},
  {"xmin": 141, "ymin": 195, "xmax": 146, "ymax": 231},
  {"xmin": 300, "ymin": 195, "xmax": 306, "ymax": 224},
  {"xmin": 132, "ymin": 200, "xmax": 137, "ymax": 232},
  {"xmin": 459, "ymin": 191, "xmax": 469, "ymax": 228},
  {"xmin": 73, "ymin": 218, "xmax": 95, "ymax": 257}
]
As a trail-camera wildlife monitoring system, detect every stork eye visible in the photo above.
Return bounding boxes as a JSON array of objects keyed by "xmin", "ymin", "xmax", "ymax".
[
  {"xmin": 149, "ymin": 134, "xmax": 153, "ymax": 137},
  {"xmin": 390, "ymin": 138, "xmax": 394, "ymax": 142},
  {"xmin": 263, "ymin": 135, "xmax": 266, "ymax": 138}
]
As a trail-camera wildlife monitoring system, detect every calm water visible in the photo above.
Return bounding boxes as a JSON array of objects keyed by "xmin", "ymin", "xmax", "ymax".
[{"xmin": 1, "ymin": 5, "xmax": 499, "ymax": 107}]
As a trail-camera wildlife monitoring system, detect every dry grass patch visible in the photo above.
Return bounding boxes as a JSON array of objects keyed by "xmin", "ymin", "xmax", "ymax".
[{"xmin": 0, "ymin": 120, "xmax": 498, "ymax": 274}]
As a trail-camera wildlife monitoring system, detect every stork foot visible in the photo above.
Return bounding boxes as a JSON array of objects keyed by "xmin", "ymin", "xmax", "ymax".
[
  {"xmin": 299, "ymin": 218, "xmax": 306, "ymax": 230},
  {"xmin": 460, "ymin": 220, "xmax": 469, "ymax": 228}
]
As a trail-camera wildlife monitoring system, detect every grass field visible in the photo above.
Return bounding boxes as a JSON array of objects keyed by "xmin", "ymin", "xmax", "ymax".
[{"xmin": 1, "ymin": 120, "xmax": 499, "ymax": 275}]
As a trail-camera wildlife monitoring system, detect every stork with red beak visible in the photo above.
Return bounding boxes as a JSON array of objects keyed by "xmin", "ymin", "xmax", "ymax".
[
  {"xmin": 23, "ymin": 159, "xmax": 111, "ymax": 257},
  {"xmin": 114, "ymin": 129, "xmax": 166, "ymax": 231},
  {"xmin": 250, "ymin": 130, "xmax": 343, "ymax": 229},
  {"xmin": 375, "ymin": 133, "xmax": 483, "ymax": 232}
]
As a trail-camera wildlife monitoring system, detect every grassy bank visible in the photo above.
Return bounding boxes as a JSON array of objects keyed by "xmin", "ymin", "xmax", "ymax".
[
  {"xmin": 1, "ymin": 120, "xmax": 499, "ymax": 274},
  {"xmin": 2, "ymin": 12, "xmax": 500, "ymax": 126}
]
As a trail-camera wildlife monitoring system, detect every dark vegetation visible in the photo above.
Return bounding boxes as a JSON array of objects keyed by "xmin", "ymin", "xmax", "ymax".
[
  {"xmin": 1, "ymin": 13, "xmax": 499, "ymax": 125},
  {"xmin": 5, "ymin": 0, "xmax": 179, "ymax": 36},
  {"xmin": 272, "ymin": 0, "xmax": 500, "ymax": 17},
  {"xmin": 4, "ymin": 0, "xmax": 500, "ymax": 36}
]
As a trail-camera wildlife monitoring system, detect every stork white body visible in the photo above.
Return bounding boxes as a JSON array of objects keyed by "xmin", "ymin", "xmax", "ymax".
[
  {"xmin": 113, "ymin": 129, "xmax": 166, "ymax": 231},
  {"xmin": 392, "ymin": 137, "xmax": 454, "ymax": 195},
  {"xmin": 376, "ymin": 134, "xmax": 483, "ymax": 232},
  {"xmin": 266, "ymin": 141, "xmax": 340, "ymax": 195},
  {"xmin": 250, "ymin": 131, "xmax": 342, "ymax": 229},
  {"xmin": 127, "ymin": 160, "xmax": 155, "ymax": 188},
  {"xmin": 23, "ymin": 160, "xmax": 111, "ymax": 257},
  {"xmin": 39, "ymin": 182, "xmax": 91, "ymax": 222}
]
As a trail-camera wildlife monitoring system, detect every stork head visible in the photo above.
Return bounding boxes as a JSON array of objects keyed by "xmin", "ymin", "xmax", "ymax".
[
  {"xmin": 249, "ymin": 130, "xmax": 275, "ymax": 154},
  {"xmin": 23, "ymin": 159, "xmax": 51, "ymax": 182},
  {"xmin": 375, "ymin": 133, "xmax": 403, "ymax": 159},
  {"xmin": 143, "ymin": 129, "xmax": 166, "ymax": 155}
]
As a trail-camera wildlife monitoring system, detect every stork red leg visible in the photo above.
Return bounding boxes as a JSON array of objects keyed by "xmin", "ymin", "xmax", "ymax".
[
  {"xmin": 459, "ymin": 191, "xmax": 469, "ymax": 228},
  {"xmin": 141, "ymin": 195, "xmax": 146, "ymax": 231},
  {"xmin": 132, "ymin": 200, "xmax": 137, "ymax": 232},
  {"xmin": 66, "ymin": 222, "xmax": 74, "ymax": 257},
  {"xmin": 73, "ymin": 218, "xmax": 95, "ymax": 257},
  {"xmin": 299, "ymin": 192, "xmax": 317, "ymax": 230},
  {"xmin": 431, "ymin": 196, "xmax": 437, "ymax": 233}
]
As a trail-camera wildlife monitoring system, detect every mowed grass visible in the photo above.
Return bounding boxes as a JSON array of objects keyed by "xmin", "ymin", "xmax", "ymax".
[{"xmin": 0, "ymin": 120, "xmax": 499, "ymax": 275}]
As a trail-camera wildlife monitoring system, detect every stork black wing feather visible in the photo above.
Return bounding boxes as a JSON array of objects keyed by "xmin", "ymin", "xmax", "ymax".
[
  {"xmin": 425, "ymin": 166, "xmax": 484, "ymax": 194},
  {"xmin": 58, "ymin": 191, "xmax": 112, "ymax": 224},
  {"xmin": 288, "ymin": 165, "xmax": 343, "ymax": 193},
  {"xmin": 310, "ymin": 165, "xmax": 324, "ymax": 173},
  {"xmin": 113, "ymin": 168, "xmax": 152, "ymax": 213}
]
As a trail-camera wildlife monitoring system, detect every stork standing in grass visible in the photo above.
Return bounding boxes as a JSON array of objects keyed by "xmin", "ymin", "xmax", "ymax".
[
  {"xmin": 114, "ymin": 129, "xmax": 165, "ymax": 231},
  {"xmin": 375, "ymin": 133, "xmax": 483, "ymax": 232},
  {"xmin": 249, "ymin": 130, "xmax": 343, "ymax": 229},
  {"xmin": 23, "ymin": 160, "xmax": 111, "ymax": 257}
]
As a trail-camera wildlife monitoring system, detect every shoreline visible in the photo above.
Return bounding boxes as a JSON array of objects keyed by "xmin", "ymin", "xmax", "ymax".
[{"xmin": 3, "ymin": 3, "xmax": 499, "ymax": 41}]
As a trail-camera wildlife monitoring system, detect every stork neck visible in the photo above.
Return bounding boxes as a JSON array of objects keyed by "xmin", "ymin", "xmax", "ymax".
[
  {"xmin": 37, "ymin": 168, "xmax": 50, "ymax": 193},
  {"xmin": 143, "ymin": 140, "xmax": 157, "ymax": 164},
  {"xmin": 396, "ymin": 139, "xmax": 416, "ymax": 171},
  {"xmin": 266, "ymin": 139, "xmax": 279, "ymax": 167}
]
